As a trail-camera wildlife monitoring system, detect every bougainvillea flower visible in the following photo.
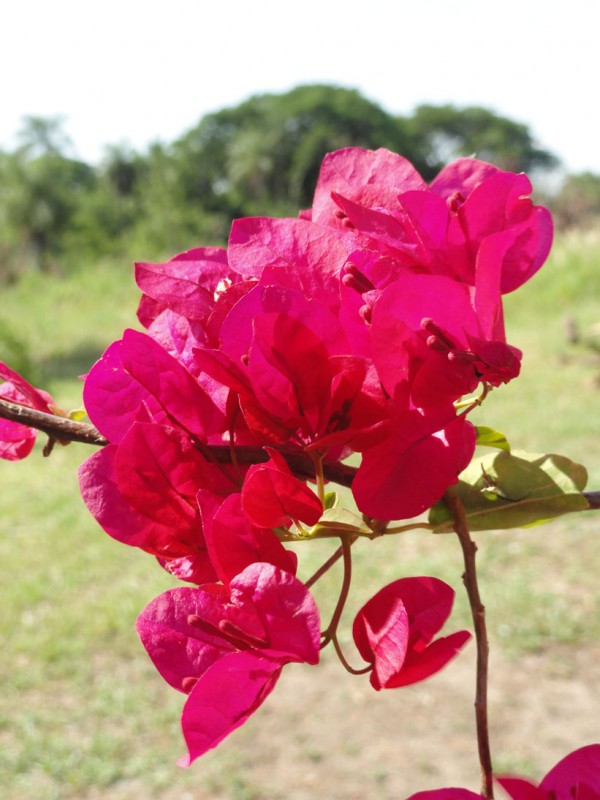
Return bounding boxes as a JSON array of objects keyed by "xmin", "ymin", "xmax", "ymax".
[
  {"xmin": 309, "ymin": 147, "xmax": 552, "ymax": 294},
  {"xmin": 241, "ymin": 448, "xmax": 323, "ymax": 529},
  {"xmin": 353, "ymin": 576, "xmax": 471, "ymax": 690},
  {"xmin": 136, "ymin": 562, "xmax": 320, "ymax": 763},
  {"xmin": 135, "ymin": 246, "xmax": 234, "ymax": 329},
  {"xmin": 216, "ymin": 279, "xmax": 348, "ymax": 366},
  {"xmin": 228, "ymin": 216, "xmax": 349, "ymax": 315},
  {"xmin": 406, "ymin": 790, "xmax": 481, "ymax": 800},
  {"xmin": 352, "ymin": 407, "xmax": 476, "ymax": 520},
  {"xmin": 78, "ymin": 421, "xmax": 239, "ymax": 583},
  {"xmin": 244, "ymin": 311, "xmax": 368, "ymax": 444},
  {"xmin": 0, "ymin": 362, "xmax": 55, "ymax": 460},
  {"xmin": 83, "ymin": 328, "xmax": 225, "ymax": 444},
  {"xmin": 434, "ymin": 167, "xmax": 553, "ymax": 293},
  {"xmin": 200, "ymin": 492, "xmax": 298, "ymax": 587},
  {"xmin": 497, "ymin": 744, "xmax": 600, "ymax": 800},
  {"xmin": 369, "ymin": 271, "xmax": 520, "ymax": 410},
  {"xmin": 198, "ymin": 282, "xmax": 386, "ymax": 449}
]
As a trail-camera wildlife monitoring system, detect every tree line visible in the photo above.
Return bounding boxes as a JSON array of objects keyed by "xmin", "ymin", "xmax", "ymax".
[{"xmin": 0, "ymin": 84, "xmax": 594, "ymax": 279}]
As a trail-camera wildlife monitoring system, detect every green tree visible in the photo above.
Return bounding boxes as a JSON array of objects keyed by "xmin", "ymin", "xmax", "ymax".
[
  {"xmin": 128, "ymin": 141, "xmax": 232, "ymax": 256},
  {"xmin": 550, "ymin": 171, "xmax": 600, "ymax": 228},
  {"xmin": 410, "ymin": 104, "xmax": 558, "ymax": 178},
  {"xmin": 172, "ymin": 85, "xmax": 424, "ymax": 216},
  {"xmin": 0, "ymin": 92, "xmax": 563, "ymax": 279},
  {"xmin": 64, "ymin": 144, "xmax": 145, "ymax": 258},
  {"xmin": 0, "ymin": 117, "xmax": 95, "ymax": 271},
  {"xmin": 15, "ymin": 114, "xmax": 73, "ymax": 159}
]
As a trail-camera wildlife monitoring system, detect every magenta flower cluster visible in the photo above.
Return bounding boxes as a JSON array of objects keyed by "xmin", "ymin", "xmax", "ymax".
[{"xmin": 3, "ymin": 147, "xmax": 577, "ymax": 778}]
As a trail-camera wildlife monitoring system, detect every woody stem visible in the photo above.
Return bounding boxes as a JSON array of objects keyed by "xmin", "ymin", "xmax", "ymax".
[
  {"xmin": 3, "ymin": 398, "xmax": 600, "ymax": 511},
  {"xmin": 444, "ymin": 489, "xmax": 494, "ymax": 800}
]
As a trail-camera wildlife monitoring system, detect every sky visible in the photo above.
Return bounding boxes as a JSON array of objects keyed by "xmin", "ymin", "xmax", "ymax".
[{"xmin": 1, "ymin": 0, "xmax": 599, "ymax": 174}]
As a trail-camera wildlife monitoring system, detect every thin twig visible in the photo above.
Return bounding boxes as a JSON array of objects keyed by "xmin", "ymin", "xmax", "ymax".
[
  {"xmin": 305, "ymin": 543, "xmax": 345, "ymax": 589},
  {"xmin": 445, "ymin": 489, "xmax": 494, "ymax": 800},
  {"xmin": 330, "ymin": 634, "xmax": 372, "ymax": 675},
  {"xmin": 320, "ymin": 536, "xmax": 353, "ymax": 648}
]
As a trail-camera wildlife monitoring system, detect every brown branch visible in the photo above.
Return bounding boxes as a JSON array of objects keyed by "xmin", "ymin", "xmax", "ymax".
[
  {"xmin": 3, "ymin": 397, "xmax": 600, "ymax": 511},
  {"xmin": 0, "ymin": 397, "xmax": 357, "ymax": 483},
  {"xmin": 584, "ymin": 490, "xmax": 600, "ymax": 509},
  {"xmin": 0, "ymin": 397, "xmax": 108, "ymax": 447},
  {"xmin": 445, "ymin": 489, "xmax": 494, "ymax": 800}
]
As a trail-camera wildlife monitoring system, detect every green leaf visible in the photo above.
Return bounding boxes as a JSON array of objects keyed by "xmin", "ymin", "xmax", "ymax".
[
  {"xmin": 323, "ymin": 491, "xmax": 338, "ymax": 510},
  {"xmin": 309, "ymin": 492, "xmax": 371, "ymax": 537},
  {"xmin": 429, "ymin": 450, "xmax": 589, "ymax": 532},
  {"xmin": 475, "ymin": 425, "xmax": 511, "ymax": 452}
]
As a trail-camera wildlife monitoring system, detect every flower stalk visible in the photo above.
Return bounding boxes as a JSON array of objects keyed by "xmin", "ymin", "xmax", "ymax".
[
  {"xmin": 320, "ymin": 536, "xmax": 353, "ymax": 649},
  {"xmin": 445, "ymin": 489, "xmax": 494, "ymax": 800}
]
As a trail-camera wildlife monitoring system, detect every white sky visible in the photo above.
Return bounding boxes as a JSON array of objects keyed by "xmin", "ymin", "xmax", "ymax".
[{"xmin": 1, "ymin": 0, "xmax": 599, "ymax": 174}]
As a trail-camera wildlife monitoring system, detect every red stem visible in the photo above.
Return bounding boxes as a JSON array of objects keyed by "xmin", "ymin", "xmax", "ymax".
[
  {"xmin": 305, "ymin": 543, "xmax": 345, "ymax": 589},
  {"xmin": 445, "ymin": 489, "xmax": 494, "ymax": 800},
  {"xmin": 320, "ymin": 537, "xmax": 353, "ymax": 648}
]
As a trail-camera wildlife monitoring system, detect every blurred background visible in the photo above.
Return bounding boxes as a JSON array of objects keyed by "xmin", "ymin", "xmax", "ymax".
[
  {"xmin": 1, "ymin": 0, "xmax": 600, "ymax": 278},
  {"xmin": 2, "ymin": 2, "xmax": 600, "ymax": 798}
]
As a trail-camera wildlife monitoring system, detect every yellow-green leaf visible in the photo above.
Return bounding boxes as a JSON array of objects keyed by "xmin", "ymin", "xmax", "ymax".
[
  {"xmin": 429, "ymin": 450, "xmax": 589, "ymax": 532},
  {"xmin": 309, "ymin": 492, "xmax": 371, "ymax": 537},
  {"xmin": 475, "ymin": 425, "xmax": 511, "ymax": 452}
]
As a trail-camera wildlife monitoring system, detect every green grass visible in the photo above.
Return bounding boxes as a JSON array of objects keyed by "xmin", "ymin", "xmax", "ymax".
[
  {"xmin": 469, "ymin": 228, "xmax": 600, "ymax": 486},
  {"xmin": 0, "ymin": 258, "xmax": 141, "ymax": 407},
  {"xmin": 1, "ymin": 232, "xmax": 600, "ymax": 796}
]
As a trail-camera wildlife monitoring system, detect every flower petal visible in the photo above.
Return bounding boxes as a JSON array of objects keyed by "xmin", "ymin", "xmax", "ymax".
[
  {"xmin": 541, "ymin": 743, "xmax": 600, "ymax": 795},
  {"xmin": 353, "ymin": 414, "xmax": 476, "ymax": 520},
  {"xmin": 242, "ymin": 450, "xmax": 323, "ymax": 528},
  {"xmin": 230, "ymin": 562, "xmax": 321, "ymax": 665},
  {"xmin": 353, "ymin": 592, "xmax": 409, "ymax": 689},
  {"xmin": 180, "ymin": 652, "xmax": 281, "ymax": 764},
  {"xmin": 495, "ymin": 777, "xmax": 546, "ymax": 800},
  {"xmin": 384, "ymin": 629, "xmax": 472, "ymax": 688},
  {"xmin": 407, "ymin": 789, "xmax": 483, "ymax": 800},
  {"xmin": 136, "ymin": 585, "xmax": 232, "ymax": 693},
  {"xmin": 135, "ymin": 246, "xmax": 230, "ymax": 325},
  {"xmin": 201, "ymin": 494, "xmax": 297, "ymax": 586}
]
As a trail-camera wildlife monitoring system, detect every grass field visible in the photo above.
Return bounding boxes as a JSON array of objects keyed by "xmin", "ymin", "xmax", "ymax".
[{"xmin": 1, "ymin": 230, "xmax": 600, "ymax": 798}]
